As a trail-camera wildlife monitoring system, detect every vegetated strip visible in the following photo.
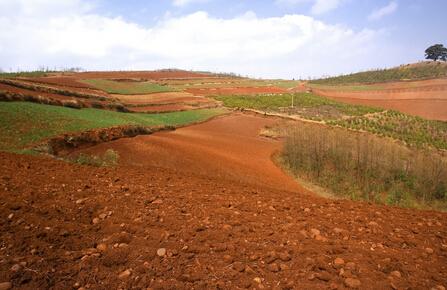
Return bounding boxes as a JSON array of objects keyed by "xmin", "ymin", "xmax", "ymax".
[
  {"xmin": 0, "ymin": 89, "xmax": 129, "ymax": 112},
  {"xmin": 216, "ymin": 93, "xmax": 447, "ymax": 150},
  {"xmin": 0, "ymin": 101, "xmax": 226, "ymax": 154},
  {"xmin": 36, "ymin": 125, "xmax": 175, "ymax": 156},
  {"xmin": 0, "ymin": 78, "xmax": 110, "ymax": 101},
  {"xmin": 81, "ymin": 79, "xmax": 176, "ymax": 95}
]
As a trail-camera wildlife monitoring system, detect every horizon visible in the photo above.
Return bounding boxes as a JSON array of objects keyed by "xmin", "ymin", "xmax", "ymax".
[{"xmin": 0, "ymin": 0, "xmax": 446, "ymax": 79}]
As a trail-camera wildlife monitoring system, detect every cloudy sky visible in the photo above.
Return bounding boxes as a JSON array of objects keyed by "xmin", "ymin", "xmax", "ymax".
[{"xmin": 0, "ymin": 0, "xmax": 445, "ymax": 79}]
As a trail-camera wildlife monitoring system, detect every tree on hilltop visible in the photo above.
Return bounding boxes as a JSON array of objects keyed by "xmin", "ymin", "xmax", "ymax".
[{"xmin": 425, "ymin": 44, "xmax": 447, "ymax": 61}]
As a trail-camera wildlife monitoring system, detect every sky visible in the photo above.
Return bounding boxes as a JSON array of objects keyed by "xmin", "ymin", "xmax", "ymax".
[{"xmin": 0, "ymin": 0, "xmax": 445, "ymax": 79}]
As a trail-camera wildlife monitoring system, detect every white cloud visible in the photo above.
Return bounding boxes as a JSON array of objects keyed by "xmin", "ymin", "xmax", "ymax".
[
  {"xmin": 275, "ymin": 0, "xmax": 344, "ymax": 15},
  {"xmin": 0, "ymin": 0, "xmax": 386, "ymax": 78},
  {"xmin": 172, "ymin": 0, "xmax": 209, "ymax": 7},
  {"xmin": 368, "ymin": 1, "xmax": 398, "ymax": 21}
]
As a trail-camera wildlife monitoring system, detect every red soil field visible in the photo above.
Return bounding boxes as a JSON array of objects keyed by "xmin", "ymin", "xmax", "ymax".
[
  {"xmin": 0, "ymin": 83, "xmax": 76, "ymax": 102},
  {"xmin": 74, "ymin": 113, "xmax": 303, "ymax": 192},
  {"xmin": 74, "ymin": 70, "xmax": 211, "ymax": 80},
  {"xmin": 311, "ymin": 79, "xmax": 447, "ymax": 120},
  {"xmin": 22, "ymin": 76, "xmax": 94, "ymax": 89},
  {"xmin": 327, "ymin": 97, "xmax": 447, "ymax": 121},
  {"xmin": 1, "ymin": 113, "xmax": 446, "ymax": 289},
  {"xmin": 186, "ymin": 86, "xmax": 287, "ymax": 96},
  {"xmin": 112, "ymin": 92, "xmax": 210, "ymax": 105}
]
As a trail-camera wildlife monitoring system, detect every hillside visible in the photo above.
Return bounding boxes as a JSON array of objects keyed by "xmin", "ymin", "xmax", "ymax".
[{"xmin": 310, "ymin": 61, "xmax": 447, "ymax": 85}]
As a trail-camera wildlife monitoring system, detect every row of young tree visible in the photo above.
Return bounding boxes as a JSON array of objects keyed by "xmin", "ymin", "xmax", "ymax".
[{"xmin": 281, "ymin": 122, "xmax": 447, "ymax": 207}]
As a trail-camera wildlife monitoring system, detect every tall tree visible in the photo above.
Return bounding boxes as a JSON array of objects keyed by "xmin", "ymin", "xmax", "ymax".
[{"xmin": 425, "ymin": 44, "xmax": 447, "ymax": 61}]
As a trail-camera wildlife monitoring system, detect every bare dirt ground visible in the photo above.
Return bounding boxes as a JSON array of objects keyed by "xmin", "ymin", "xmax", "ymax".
[
  {"xmin": 311, "ymin": 79, "xmax": 447, "ymax": 120},
  {"xmin": 1, "ymin": 113, "xmax": 447, "ymax": 290},
  {"xmin": 114, "ymin": 92, "xmax": 218, "ymax": 113},
  {"xmin": 72, "ymin": 114, "xmax": 304, "ymax": 193},
  {"xmin": 324, "ymin": 97, "xmax": 447, "ymax": 121}
]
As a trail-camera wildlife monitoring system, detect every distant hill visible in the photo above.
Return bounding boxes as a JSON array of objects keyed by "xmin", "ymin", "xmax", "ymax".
[{"xmin": 311, "ymin": 61, "xmax": 447, "ymax": 85}]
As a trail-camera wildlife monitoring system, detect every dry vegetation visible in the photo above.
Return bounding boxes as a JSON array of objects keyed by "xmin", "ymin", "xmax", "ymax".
[{"xmin": 281, "ymin": 123, "xmax": 447, "ymax": 209}]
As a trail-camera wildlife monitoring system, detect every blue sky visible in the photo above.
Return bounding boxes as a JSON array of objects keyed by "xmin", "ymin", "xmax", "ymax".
[{"xmin": 0, "ymin": 0, "xmax": 445, "ymax": 78}]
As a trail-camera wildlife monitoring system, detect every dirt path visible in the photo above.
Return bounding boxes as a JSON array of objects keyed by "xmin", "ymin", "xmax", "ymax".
[{"xmin": 74, "ymin": 113, "xmax": 306, "ymax": 193}]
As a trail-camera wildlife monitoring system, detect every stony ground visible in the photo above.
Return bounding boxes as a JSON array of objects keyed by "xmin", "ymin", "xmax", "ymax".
[
  {"xmin": 1, "ymin": 152, "xmax": 446, "ymax": 290},
  {"xmin": 1, "ymin": 113, "xmax": 447, "ymax": 290}
]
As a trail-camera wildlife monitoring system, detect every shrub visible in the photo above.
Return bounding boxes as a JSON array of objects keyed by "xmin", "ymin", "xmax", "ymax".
[
  {"xmin": 61, "ymin": 100, "xmax": 83, "ymax": 109},
  {"xmin": 74, "ymin": 149, "xmax": 119, "ymax": 167}
]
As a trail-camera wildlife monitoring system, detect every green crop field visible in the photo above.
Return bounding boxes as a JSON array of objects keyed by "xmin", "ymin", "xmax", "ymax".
[
  {"xmin": 215, "ymin": 93, "xmax": 381, "ymax": 120},
  {"xmin": 0, "ymin": 102, "xmax": 225, "ymax": 153},
  {"xmin": 82, "ymin": 79, "xmax": 176, "ymax": 94}
]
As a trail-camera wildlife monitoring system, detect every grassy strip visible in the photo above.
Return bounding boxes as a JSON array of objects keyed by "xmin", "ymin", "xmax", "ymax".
[
  {"xmin": 0, "ymin": 102, "xmax": 225, "ymax": 153},
  {"xmin": 310, "ymin": 62, "xmax": 447, "ymax": 85},
  {"xmin": 82, "ymin": 79, "xmax": 176, "ymax": 95},
  {"xmin": 0, "ymin": 78, "xmax": 109, "ymax": 101},
  {"xmin": 281, "ymin": 123, "xmax": 447, "ymax": 210},
  {"xmin": 172, "ymin": 79, "xmax": 299, "ymax": 90},
  {"xmin": 0, "ymin": 71, "xmax": 49, "ymax": 78}
]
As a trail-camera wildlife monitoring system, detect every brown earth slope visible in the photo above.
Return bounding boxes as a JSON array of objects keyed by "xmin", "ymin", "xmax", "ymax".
[
  {"xmin": 73, "ymin": 114, "xmax": 303, "ymax": 193},
  {"xmin": 1, "ymin": 114, "xmax": 447, "ymax": 290}
]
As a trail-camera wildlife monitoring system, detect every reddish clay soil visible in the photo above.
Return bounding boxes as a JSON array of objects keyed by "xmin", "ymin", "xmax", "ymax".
[
  {"xmin": 113, "ymin": 92, "xmax": 212, "ymax": 105},
  {"xmin": 0, "ymin": 83, "xmax": 76, "ymax": 102},
  {"xmin": 327, "ymin": 97, "xmax": 447, "ymax": 121},
  {"xmin": 73, "ymin": 114, "xmax": 303, "ymax": 193},
  {"xmin": 186, "ymin": 86, "xmax": 287, "ymax": 96},
  {"xmin": 1, "ymin": 114, "xmax": 447, "ymax": 290},
  {"xmin": 311, "ymin": 79, "xmax": 447, "ymax": 120},
  {"xmin": 21, "ymin": 77, "xmax": 94, "ymax": 89},
  {"xmin": 73, "ymin": 70, "xmax": 211, "ymax": 80}
]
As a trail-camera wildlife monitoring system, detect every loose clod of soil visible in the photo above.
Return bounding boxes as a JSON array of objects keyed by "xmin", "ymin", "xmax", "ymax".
[{"xmin": 1, "ymin": 113, "xmax": 447, "ymax": 289}]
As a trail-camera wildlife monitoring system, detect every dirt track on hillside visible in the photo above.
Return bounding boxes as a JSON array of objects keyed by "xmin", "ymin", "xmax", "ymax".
[{"xmin": 1, "ymin": 113, "xmax": 447, "ymax": 289}]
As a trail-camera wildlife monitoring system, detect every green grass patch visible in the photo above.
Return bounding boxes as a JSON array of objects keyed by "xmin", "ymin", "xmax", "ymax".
[
  {"xmin": 310, "ymin": 62, "xmax": 447, "ymax": 85},
  {"xmin": 0, "ymin": 71, "xmax": 49, "ymax": 78},
  {"xmin": 82, "ymin": 79, "xmax": 176, "ymax": 95},
  {"xmin": 215, "ymin": 93, "xmax": 381, "ymax": 120},
  {"xmin": 0, "ymin": 102, "xmax": 226, "ymax": 152}
]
